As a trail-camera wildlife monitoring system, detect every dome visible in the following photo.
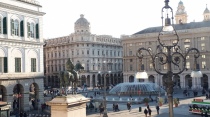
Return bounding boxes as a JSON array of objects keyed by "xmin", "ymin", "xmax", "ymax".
[
  {"xmin": 109, "ymin": 82, "xmax": 165, "ymax": 95},
  {"xmin": 204, "ymin": 7, "xmax": 210, "ymax": 14},
  {"xmin": 178, "ymin": 1, "xmax": 183, "ymax": 5},
  {"xmin": 75, "ymin": 14, "xmax": 90, "ymax": 28}
]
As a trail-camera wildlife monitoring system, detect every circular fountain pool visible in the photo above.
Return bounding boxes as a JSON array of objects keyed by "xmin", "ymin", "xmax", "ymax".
[{"xmin": 109, "ymin": 82, "xmax": 165, "ymax": 95}]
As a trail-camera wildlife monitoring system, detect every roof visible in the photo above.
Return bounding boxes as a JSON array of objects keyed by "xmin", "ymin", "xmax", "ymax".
[
  {"xmin": 204, "ymin": 7, "xmax": 210, "ymax": 14},
  {"xmin": 133, "ymin": 21, "xmax": 210, "ymax": 35}
]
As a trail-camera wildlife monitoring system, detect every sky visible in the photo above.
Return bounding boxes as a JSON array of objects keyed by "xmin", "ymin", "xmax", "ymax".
[{"xmin": 39, "ymin": 0, "xmax": 210, "ymax": 39}]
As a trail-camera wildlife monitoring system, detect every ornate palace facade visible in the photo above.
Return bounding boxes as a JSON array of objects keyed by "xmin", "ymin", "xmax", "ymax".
[
  {"xmin": 44, "ymin": 14, "xmax": 123, "ymax": 88},
  {"xmin": 122, "ymin": 1, "xmax": 210, "ymax": 89},
  {"xmin": 0, "ymin": 0, "xmax": 45, "ymax": 111}
]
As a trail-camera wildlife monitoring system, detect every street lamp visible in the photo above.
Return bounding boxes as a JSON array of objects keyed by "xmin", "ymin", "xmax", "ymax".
[
  {"xmin": 136, "ymin": 0, "xmax": 202, "ymax": 117},
  {"xmin": 98, "ymin": 69, "xmax": 111, "ymax": 117}
]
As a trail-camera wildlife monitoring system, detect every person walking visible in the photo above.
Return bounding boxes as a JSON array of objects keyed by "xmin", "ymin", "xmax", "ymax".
[
  {"xmin": 99, "ymin": 103, "xmax": 104, "ymax": 115},
  {"xmin": 148, "ymin": 108, "xmax": 152, "ymax": 117},
  {"xmin": 156, "ymin": 105, "xmax": 160, "ymax": 115},
  {"xmin": 127, "ymin": 102, "xmax": 131, "ymax": 112},
  {"xmin": 113, "ymin": 103, "xmax": 116, "ymax": 111},
  {"xmin": 94, "ymin": 101, "xmax": 99, "ymax": 112},
  {"xmin": 144, "ymin": 108, "xmax": 148, "ymax": 117}
]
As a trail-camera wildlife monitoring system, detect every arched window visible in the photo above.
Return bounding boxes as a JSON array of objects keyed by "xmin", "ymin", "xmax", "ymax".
[
  {"xmin": 14, "ymin": 20, "xmax": 19, "ymax": 36},
  {"xmin": 27, "ymin": 22, "xmax": 35, "ymax": 38},
  {"xmin": 11, "ymin": 19, "xmax": 19, "ymax": 36},
  {"xmin": 30, "ymin": 23, "xmax": 35, "ymax": 38}
]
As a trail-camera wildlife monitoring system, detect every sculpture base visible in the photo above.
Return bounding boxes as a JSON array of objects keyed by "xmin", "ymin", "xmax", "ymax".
[{"xmin": 46, "ymin": 94, "xmax": 90, "ymax": 117}]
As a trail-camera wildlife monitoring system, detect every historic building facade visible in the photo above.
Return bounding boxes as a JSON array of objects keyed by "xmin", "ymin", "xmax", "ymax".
[
  {"xmin": 44, "ymin": 14, "xmax": 123, "ymax": 88},
  {"xmin": 122, "ymin": 1, "xmax": 210, "ymax": 89},
  {"xmin": 0, "ymin": 0, "xmax": 45, "ymax": 111}
]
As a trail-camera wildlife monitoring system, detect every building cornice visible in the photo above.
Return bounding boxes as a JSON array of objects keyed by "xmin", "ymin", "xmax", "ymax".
[
  {"xmin": 0, "ymin": 2, "xmax": 45, "ymax": 16},
  {"xmin": 0, "ymin": 38, "xmax": 45, "ymax": 47}
]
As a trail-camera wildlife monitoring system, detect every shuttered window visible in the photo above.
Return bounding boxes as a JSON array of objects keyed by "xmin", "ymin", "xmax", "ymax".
[
  {"xmin": 20, "ymin": 20, "xmax": 24, "ymax": 37},
  {"xmin": 31, "ymin": 58, "xmax": 36, "ymax": 72},
  {"xmin": 15, "ymin": 58, "xmax": 21, "ymax": 72},
  {"xmin": 4, "ymin": 57, "xmax": 7, "ymax": 73},
  {"xmin": 3, "ymin": 17, "xmax": 7, "ymax": 34},
  {"xmin": 36, "ymin": 24, "xmax": 39, "ymax": 39}
]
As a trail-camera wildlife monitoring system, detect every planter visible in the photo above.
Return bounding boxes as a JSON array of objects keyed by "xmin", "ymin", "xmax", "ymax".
[
  {"xmin": 159, "ymin": 103, "xmax": 162, "ymax": 106},
  {"xmin": 174, "ymin": 104, "xmax": 178, "ymax": 107}
]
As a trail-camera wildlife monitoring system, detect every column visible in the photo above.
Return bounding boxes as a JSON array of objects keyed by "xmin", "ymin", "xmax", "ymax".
[
  {"xmin": 89, "ymin": 74, "xmax": 93, "ymax": 87},
  {"xmin": 180, "ymin": 75, "xmax": 184, "ymax": 89}
]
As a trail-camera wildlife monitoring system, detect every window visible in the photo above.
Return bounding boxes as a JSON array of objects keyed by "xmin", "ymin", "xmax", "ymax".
[
  {"xmin": 184, "ymin": 45, "xmax": 190, "ymax": 51},
  {"xmin": 98, "ymin": 50, "xmax": 100, "ymax": 55},
  {"xmin": 201, "ymin": 43, "xmax": 205, "ymax": 50},
  {"xmin": 11, "ymin": 19, "xmax": 19, "ymax": 36},
  {"xmin": 3, "ymin": 17, "xmax": 7, "ymax": 34},
  {"xmin": 87, "ymin": 50, "xmax": 89, "ymax": 55},
  {"xmin": 77, "ymin": 50, "xmax": 79, "ymax": 55},
  {"xmin": 186, "ymin": 62, "xmax": 190, "ymax": 69},
  {"xmin": 130, "ymin": 65, "xmax": 133, "ymax": 71},
  {"xmin": 202, "ymin": 55, "xmax": 205, "ymax": 58},
  {"xmin": 30, "ymin": 23, "xmax": 35, "ymax": 38},
  {"xmin": 130, "ymin": 59, "xmax": 132, "ymax": 62},
  {"xmin": 92, "ymin": 50, "xmax": 94, "ymax": 55},
  {"xmin": 163, "ymin": 64, "xmax": 167, "ymax": 70},
  {"xmin": 31, "ymin": 58, "xmax": 36, "ymax": 72},
  {"xmin": 27, "ymin": 22, "xmax": 36, "ymax": 38},
  {"xmin": 201, "ymin": 37, "xmax": 205, "ymax": 41},
  {"xmin": 82, "ymin": 50, "xmax": 84, "ymax": 55},
  {"xmin": 186, "ymin": 56, "xmax": 189, "ymax": 59},
  {"xmin": 129, "ymin": 51, "xmax": 132, "ymax": 56},
  {"xmin": 72, "ymin": 50, "xmax": 74, "ymax": 55},
  {"xmin": 149, "ymin": 63, "xmax": 153, "ymax": 69},
  {"xmin": 202, "ymin": 61, "xmax": 206, "ymax": 69},
  {"xmin": 0, "ymin": 57, "xmax": 7, "ymax": 73},
  {"xmin": 15, "ymin": 58, "xmax": 21, "ymax": 72},
  {"xmin": 0, "ymin": 17, "xmax": 1, "ymax": 34}
]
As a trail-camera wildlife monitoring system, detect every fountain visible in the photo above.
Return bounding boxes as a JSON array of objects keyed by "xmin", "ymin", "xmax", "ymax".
[{"xmin": 109, "ymin": 76, "xmax": 165, "ymax": 95}]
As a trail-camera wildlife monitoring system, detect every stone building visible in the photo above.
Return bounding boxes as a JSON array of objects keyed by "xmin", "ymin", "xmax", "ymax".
[
  {"xmin": 44, "ymin": 14, "xmax": 123, "ymax": 88},
  {"xmin": 0, "ymin": 0, "xmax": 45, "ymax": 111},
  {"xmin": 122, "ymin": 1, "xmax": 210, "ymax": 89}
]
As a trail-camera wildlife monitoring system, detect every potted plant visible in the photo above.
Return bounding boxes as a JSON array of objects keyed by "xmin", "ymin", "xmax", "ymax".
[
  {"xmin": 158, "ymin": 97, "xmax": 163, "ymax": 106},
  {"xmin": 143, "ymin": 98, "xmax": 149, "ymax": 106},
  {"xmin": 173, "ymin": 98, "xmax": 179, "ymax": 107}
]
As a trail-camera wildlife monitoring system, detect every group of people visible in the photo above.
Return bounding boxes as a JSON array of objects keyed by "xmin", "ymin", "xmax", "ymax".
[
  {"xmin": 112, "ymin": 103, "xmax": 120, "ymax": 111},
  {"xmin": 144, "ymin": 105, "xmax": 152, "ymax": 117}
]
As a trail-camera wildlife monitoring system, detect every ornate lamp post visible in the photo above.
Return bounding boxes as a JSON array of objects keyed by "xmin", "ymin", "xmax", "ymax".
[
  {"xmin": 98, "ymin": 60, "xmax": 111, "ymax": 117},
  {"xmin": 136, "ymin": 0, "xmax": 202, "ymax": 117}
]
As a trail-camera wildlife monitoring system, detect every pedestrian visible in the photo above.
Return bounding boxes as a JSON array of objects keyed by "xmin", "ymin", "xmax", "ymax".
[
  {"xmin": 204, "ymin": 111, "xmax": 208, "ymax": 117},
  {"xmin": 99, "ymin": 105, "xmax": 104, "ymax": 115},
  {"xmin": 144, "ymin": 108, "xmax": 148, "ymax": 117},
  {"xmin": 94, "ymin": 92, "xmax": 96, "ymax": 97},
  {"xmin": 94, "ymin": 101, "xmax": 99, "ymax": 112},
  {"xmin": 148, "ymin": 108, "xmax": 152, "ymax": 117},
  {"xmin": 127, "ymin": 102, "xmax": 131, "ymax": 112},
  {"xmin": 113, "ymin": 103, "xmax": 115, "ymax": 111},
  {"xmin": 206, "ymin": 93, "xmax": 209, "ymax": 99},
  {"xmin": 23, "ymin": 112, "xmax": 27, "ymax": 117},
  {"xmin": 85, "ymin": 93, "xmax": 88, "ymax": 98},
  {"xmin": 115, "ymin": 103, "xmax": 120, "ymax": 111},
  {"xmin": 156, "ymin": 105, "xmax": 160, "ymax": 115},
  {"xmin": 19, "ymin": 111, "xmax": 23, "ymax": 117}
]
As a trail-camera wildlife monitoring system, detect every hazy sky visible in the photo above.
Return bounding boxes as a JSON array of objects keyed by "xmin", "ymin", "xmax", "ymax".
[{"xmin": 39, "ymin": 0, "xmax": 210, "ymax": 39}]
